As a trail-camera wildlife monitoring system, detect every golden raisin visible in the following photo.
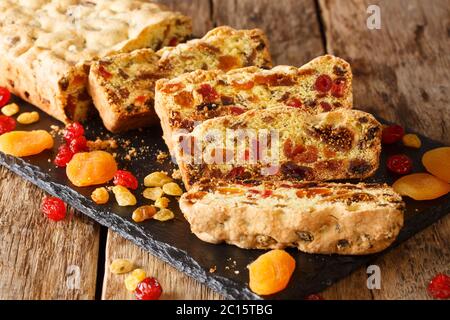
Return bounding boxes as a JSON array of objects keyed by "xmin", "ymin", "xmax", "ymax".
[
  {"xmin": 125, "ymin": 269, "xmax": 147, "ymax": 292},
  {"xmin": 402, "ymin": 134, "xmax": 421, "ymax": 148},
  {"xmin": 112, "ymin": 186, "xmax": 137, "ymax": 206},
  {"xmin": 132, "ymin": 205, "xmax": 157, "ymax": 222},
  {"xmin": 392, "ymin": 173, "xmax": 450, "ymax": 200},
  {"xmin": 1, "ymin": 103, "xmax": 19, "ymax": 116},
  {"xmin": 66, "ymin": 151, "xmax": 117, "ymax": 187},
  {"xmin": 91, "ymin": 187, "xmax": 109, "ymax": 204},
  {"xmin": 422, "ymin": 147, "xmax": 450, "ymax": 183},
  {"xmin": 153, "ymin": 208, "xmax": 175, "ymax": 221},
  {"xmin": 144, "ymin": 171, "xmax": 172, "ymax": 187},
  {"xmin": 17, "ymin": 111, "xmax": 39, "ymax": 124},
  {"xmin": 110, "ymin": 259, "xmax": 134, "ymax": 274},
  {"xmin": 162, "ymin": 182, "xmax": 183, "ymax": 196},
  {"xmin": 248, "ymin": 250, "xmax": 296, "ymax": 295},
  {"xmin": 155, "ymin": 196, "xmax": 170, "ymax": 209},
  {"xmin": 0, "ymin": 130, "xmax": 53, "ymax": 157},
  {"xmin": 143, "ymin": 187, "xmax": 164, "ymax": 201}
]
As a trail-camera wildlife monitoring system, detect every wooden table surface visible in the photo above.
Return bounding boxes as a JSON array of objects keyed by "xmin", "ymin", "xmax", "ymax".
[{"xmin": 1, "ymin": 0, "xmax": 449, "ymax": 300}]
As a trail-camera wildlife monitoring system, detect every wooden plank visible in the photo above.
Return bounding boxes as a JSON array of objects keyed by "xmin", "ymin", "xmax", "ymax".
[
  {"xmin": 319, "ymin": 0, "xmax": 450, "ymax": 144},
  {"xmin": 212, "ymin": 0, "xmax": 325, "ymax": 65},
  {"xmin": 0, "ymin": 167, "xmax": 100, "ymax": 299},
  {"xmin": 322, "ymin": 267, "xmax": 373, "ymax": 300},
  {"xmin": 101, "ymin": 230, "xmax": 222, "ymax": 300}
]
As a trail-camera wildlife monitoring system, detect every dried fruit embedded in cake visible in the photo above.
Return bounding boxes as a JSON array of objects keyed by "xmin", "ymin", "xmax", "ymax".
[
  {"xmin": 144, "ymin": 171, "xmax": 172, "ymax": 187},
  {"xmin": 110, "ymin": 259, "xmax": 134, "ymax": 275},
  {"xmin": 66, "ymin": 151, "xmax": 117, "ymax": 187},
  {"xmin": 162, "ymin": 182, "xmax": 183, "ymax": 196},
  {"xmin": 382, "ymin": 124, "xmax": 404, "ymax": 144},
  {"xmin": 143, "ymin": 187, "xmax": 164, "ymax": 201},
  {"xmin": 0, "ymin": 87, "xmax": 11, "ymax": 108},
  {"xmin": 135, "ymin": 277, "xmax": 163, "ymax": 300},
  {"xmin": 54, "ymin": 144, "xmax": 74, "ymax": 167},
  {"xmin": 17, "ymin": 111, "xmax": 39, "ymax": 125},
  {"xmin": 0, "ymin": 130, "xmax": 53, "ymax": 157},
  {"xmin": 392, "ymin": 173, "xmax": 450, "ymax": 200},
  {"xmin": 155, "ymin": 197, "xmax": 170, "ymax": 209},
  {"xmin": 314, "ymin": 75, "xmax": 332, "ymax": 93},
  {"xmin": 387, "ymin": 154, "xmax": 413, "ymax": 175},
  {"xmin": 331, "ymin": 78, "xmax": 346, "ymax": 97},
  {"xmin": 196, "ymin": 84, "xmax": 219, "ymax": 103},
  {"xmin": 248, "ymin": 249, "xmax": 296, "ymax": 295},
  {"xmin": 113, "ymin": 170, "xmax": 139, "ymax": 190},
  {"xmin": 132, "ymin": 205, "xmax": 157, "ymax": 222},
  {"xmin": 422, "ymin": 147, "xmax": 450, "ymax": 183},
  {"xmin": 91, "ymin": 187, "xmax": 109, "ymax": 205},
  {"xmin": 402, "ymin": 134, "xmax": 421, "ymax": 148},
  {"xmin": 0, "ymin": 115, "xmax": 16, "ymax": 135},
  {"xmin": 427, "ymin": 273, "xmax": 450, "ymax": 299},
  {"xmin": 63, "ymin": 122, "xmax": 85, "ymax": 142},
  {"xmin": 153, "ymin": 208, "xmax": 175, "ymax": 221},
  {"xmin": 1, "ymin": 103, "xmax": 19, "ymax": 116},
  {"xmin": 112, "ymin": 186, "xmax": 137, "ymax": 206},
  {"xmin": 125, "ymin": 269, "xmax": 147, "ymax": 292},
  {"xmin": 41, "ymin": 196, "xmax": 66, "ymax": 222}
]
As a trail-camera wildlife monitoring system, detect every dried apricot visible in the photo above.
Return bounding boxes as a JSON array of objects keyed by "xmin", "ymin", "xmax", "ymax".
[
  {"xmin": 0, "ymin": 130, "xmax": 53, "ymax": 157},
  {"xmin": 392, "ymin": 173, "xmax": 450, "ymax": 200},
  {"xmin": 66, "ymin": 151, "xmax": 117, "ymax": 187},
  {"xmin": 422, "ymin": 147, "xmax": 450, "ymax": 183},
  {"xmin": 248, "ymin": 249, "xmax": 296, "ymax": 295}
]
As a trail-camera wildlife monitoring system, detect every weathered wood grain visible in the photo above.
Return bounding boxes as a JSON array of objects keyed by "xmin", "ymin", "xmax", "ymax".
[
  {"xmin": 212, "ymin": 0, "xmax": 325, "ymax": 65},
  {"xmin": 101, "ymin": 230, "xmax": 222, "ymax": 300},
  {"xmin": 0, "ymin": 167, "xmax": 100, "ymax": 299},
  {"xmin": 319, "ymin": 0, "xmax": 450, "ymax": 144}
]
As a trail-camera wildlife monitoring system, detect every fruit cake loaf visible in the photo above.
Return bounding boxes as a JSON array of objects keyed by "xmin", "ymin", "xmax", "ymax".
[
  {"xmin": 88, "ymin": 26, "xmax": 272, "ymax": 132},
  {"xmin": 180, "ymin": 180, "xmax": 404, "ymax": 255},
  {"xmin": 155, "ymin": 54, "xmax": 352, "ymax": 152},
  {"xmin": 175, "ymin": 107, "xmax": 382, "ymax": 189},
  {"xmin": 0, "ymin": 0, "xmax": 192, "ymax": 124}
]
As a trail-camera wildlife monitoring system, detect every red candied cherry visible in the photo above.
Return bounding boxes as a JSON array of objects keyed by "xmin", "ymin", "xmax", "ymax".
[
  {"xmin": 42, "ymin": 196, "xmax": 66, "ymax": 221},
  {"xmin": 69, "ymin": 136, "xmax": 88, "ymax": 153},
  {"xmin": 314, "ymin": 75, "xmax": 332, "ymax": 93},
  {"xmin": 54, "ymin": 144, "xmax": 74, "ymax": 167},
  {"xmin": 0, "ymin": 115, "xmax": 16, "ymax": 135},
  {"xmin": 387, "ymin": 154, "xmax": 413, "ymax": 175},
  {"xmin": 427, "ymin": 273, "xmax": 450, "ymax": 299},
  {"xmin": 0, "ymin": 87, "xmax": 11, "ymax": 108},
  {"xmin": 196, "ymin": 84, "xmax": 219, "ymax": 102},
  {"xmin": 229, "ymin": 106, "xmax": 245, "ymax": 115},
  {"xmin": 320, "ymin": 102, "xmax": 332, "ymax": 111},
  {"xmin": 135, "ymin": 277, "xmax": 163, "ymax": 300},
  {"xmin": 305, "ymin": 294, "xmax": 324, "ymax": 300},
  {"xmin": 331, "ymin": 79, "xmax": 346, "ymax": 97},
  {"xmin": 382, "ymin": 124, "xmax": 404, "ymax": 144},
  {"xmin": 285, "ymin": 97, "xmax": 303, "ymax": 108},
  {"xmin": 113, "ymin": 170, "xmax": 139, "ymax": 190},
  {"xmin": 63, "ymin": 122, "xmax": 85, "ymax": 142}
]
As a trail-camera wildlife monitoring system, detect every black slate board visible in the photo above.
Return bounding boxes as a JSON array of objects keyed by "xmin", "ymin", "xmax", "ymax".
[{"xmin": 1, "ymin": 96, "xmax": 449, "ymax": 300}]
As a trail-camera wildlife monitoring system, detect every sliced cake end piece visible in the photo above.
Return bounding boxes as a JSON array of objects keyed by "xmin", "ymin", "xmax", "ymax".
[
  {"xmin": 89, "ymin": 26, "xmax": 272, "ymax": 132},
  {"xmin": 175, "ymin": 107, "xmax": 382, "ymax": 189},
  {"xmin": 155, "ymin": 54, "xmax": 352, "ymax": 152},
  {"xmin": 180, "ymin": 180, "xmax": 404, "ymax": 255}
]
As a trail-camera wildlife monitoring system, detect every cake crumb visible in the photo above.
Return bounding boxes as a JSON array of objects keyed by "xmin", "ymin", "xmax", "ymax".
[
  {"xmin": 87, "ymin": 138, "xmax": 118, "ymax": 151},
  {"xmin": 234, "ymin": 270, "xmax": 240, "ymax": 275},
  {"xmin": 156, "ymin": 150, "xmax": 169, "ymax": 162},
  {"xmin": 209, "ymin": 266, "xmax": 217, "ymax": 273},
  {"xmin": 171, "ymin": 169, "xmax": 182, "ymax": 180}
]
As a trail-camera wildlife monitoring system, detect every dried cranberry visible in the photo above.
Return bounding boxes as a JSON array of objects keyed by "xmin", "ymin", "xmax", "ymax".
[
  {"xmin": 331, "ymin": 79, "xmax": 346, "ymax": 97},
  {"xmin": 41, "ymin": 196, "xmax": 66, "ymax": 221},
  {"xmin": 382, "ymin": 124, "xmax": 404, "ymax": 144},
  {"xmin": 168, "ymin": 37, "xmax": 178, "ymax": 46},
  {"xmin": 0, "ymin": 115, "xmax": 16, "ymax": 135},
  {"xmin": 229, "ymin": 106, "xmax": 245, "ymax": 115},
  {"xmin": 69, "ymin": 136, "xmax": 88, "ymax": 153},
  {"xmin": 387, "ymin": 154, "xmax": 413, "ymax": 175},
  {"xmin": 261, "ymin": 189, "xmax": 273, "ymax": 198},
  {"xmin": 113, "ymin": 170, "xmax": 138, "ymax": 190},
  {"xmin": 135, "ymin": 277, "xmax": 163, "ymax": 300},
  {"xmin": 320, "ymin": 102, "xmax": 332, "ymax": 111},
  {"xmin": 98, "ymin": 65, "xmax": 113, "ymax": 79},
  {"xmin": 427, "ymin": 274, "xmax": 450, "ymax": 299},
  {"xmin": 196, "ymin": 84, "xmax": 219, "ymax": 103},
  {"xmin": 305, "ymin": 294, "xmax": 324, "ymax": 300},
  {"xmin": 0, "ymin": 87, "xmax": 11, "ymax": 108},
  {"xmin": 228, "ymin": 166, "xmax": 246, "ymax": 178},
  {"xmin": 285, "ymin": 97, "xmax": 303, "ymax": 108},
  {"xmin": 63, "ymin": 122, "xmax": 85, "ymax": 142},
  {"xmin": 54, "ymin": 144, "xmax": 74, "ymax": 167},
  {"xmin": 314, "ymin": 75, "xmax": 332, "ymax": 92}
]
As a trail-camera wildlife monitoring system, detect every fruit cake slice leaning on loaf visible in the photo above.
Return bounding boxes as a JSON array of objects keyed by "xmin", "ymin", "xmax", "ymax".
[
  {"xmin": 0, "ymin": 0, "xmax": 192, "ymax": 124},
  {"xmin": 155, "ymin": 54, "xmax": 352, "ymax": 153},
  {"xmin": 174, "ymin": 107, "xmax": 382, "ymax": 189},
  {"xmin": 180, "ymin": 180, "xmax": 404, "ymax": 255},
  {"xmin": 88, "ymin": 26, "xmax": 272, "ymax": 132}
]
